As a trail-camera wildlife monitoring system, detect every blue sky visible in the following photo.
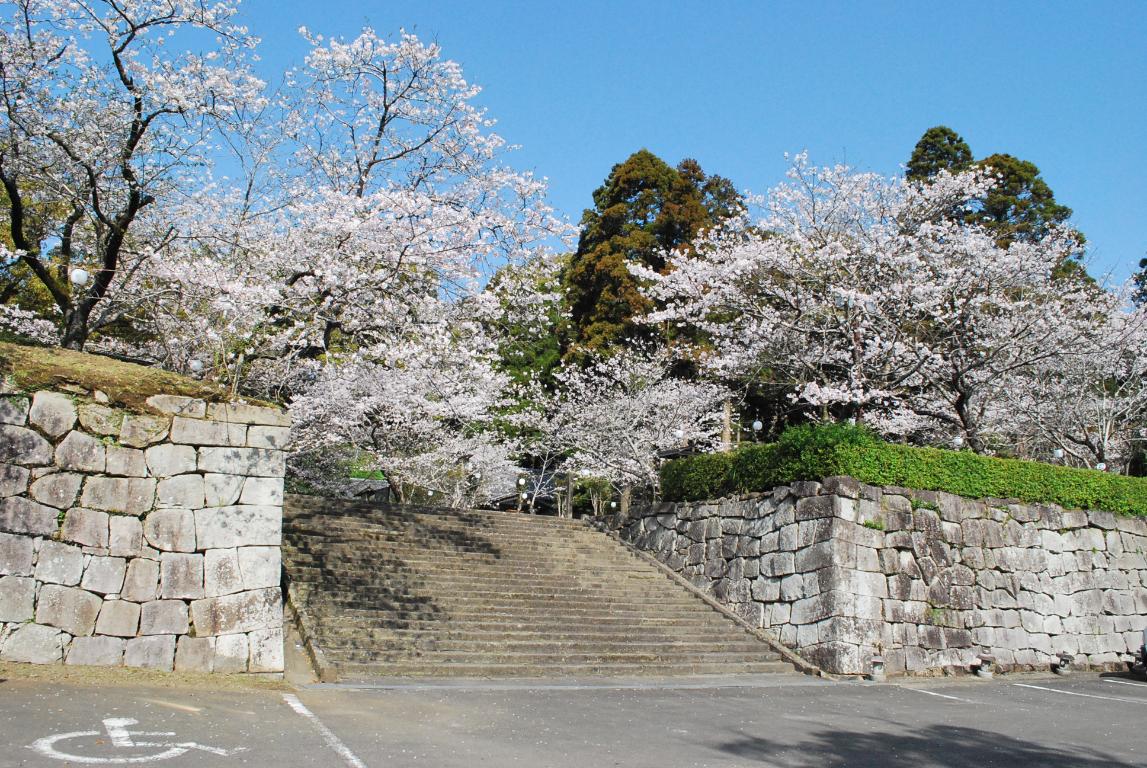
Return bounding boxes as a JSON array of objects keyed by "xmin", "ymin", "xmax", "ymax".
[{"xmin": 242, "ymin": 0, "xmax": 1146, "ymax": 281}]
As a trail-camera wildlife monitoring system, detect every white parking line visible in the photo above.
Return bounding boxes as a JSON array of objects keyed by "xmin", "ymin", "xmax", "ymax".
[
  {"xmin": 1012, "ymin": 683, "xmax": 1147, "ymax": 704},
  {"xmin": 1103, "ymin": 679, "xmax": 1147, "ymax": 690},
  {"xmin": 897, "ymin": 686, "xmax": 975, "ymax": 703},
  {"xmin": 282, "ymin": 694, "xmax": 368, "ymax": 768}
]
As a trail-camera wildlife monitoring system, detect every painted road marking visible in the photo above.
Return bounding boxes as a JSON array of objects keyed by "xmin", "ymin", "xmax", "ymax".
[
  {"xmin": 896, "ymin": 686, "xmax": 976, "ymax": 703},
  {"xmin": 283, "ymin": 693, "xmax": 368, "ymax": 768},
  {"xmin": 1013, "ymin": 683, "xmax": 1147, "ymax": 705},
  {"xmin": 29, "ymin": 717, "xmax": 246, "ymax": 763},
  {"xmin": 1103, "ymin": 679, "xmax": 1147, "ymax": 690}
]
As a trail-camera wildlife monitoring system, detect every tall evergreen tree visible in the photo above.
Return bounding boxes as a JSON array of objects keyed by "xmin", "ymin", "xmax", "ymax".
[
  {"xmin": 906, "ymin": 126, "xmax": 973, "ymax": 181},
  {"xmin": 971, "ymin": 153, "xmax": 1075, "ymax": 247},
  {"xmin": 563, "ymin": 149, "xmax": 741, "ymax": 355},
  {"xmin": 907, "ymin": 127, "xmax": 1083, "ymax": 278}
]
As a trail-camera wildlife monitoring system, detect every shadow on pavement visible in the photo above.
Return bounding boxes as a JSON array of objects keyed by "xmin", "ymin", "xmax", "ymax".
[{"xmin": 713, "ymin": 724, "xmax": 1130, "ymax": 767}]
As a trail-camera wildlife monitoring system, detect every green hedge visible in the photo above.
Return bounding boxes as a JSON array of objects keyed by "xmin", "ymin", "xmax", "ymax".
[{"xmin": 660, "ymin": 423, "xmax": 1147, "ymax": 516}]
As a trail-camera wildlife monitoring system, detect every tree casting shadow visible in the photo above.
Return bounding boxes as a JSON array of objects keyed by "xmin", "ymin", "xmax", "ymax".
[{"xmin": 714, "ymin": 724, "xmax": 1131, "ymax": 767}]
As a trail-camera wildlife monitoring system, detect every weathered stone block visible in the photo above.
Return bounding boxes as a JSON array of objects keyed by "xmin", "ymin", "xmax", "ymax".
[
  {"xmin": 144, "ymin": 444, "xmax": 198, "ymax": 477},
  {"xmin": 790, "ymin": 481, "xmax": 822, "ymax": 498},
  {"xmin": 121, "ymin": 558, "xmax": 160, "ymax": 603},
  {"xmin": 30, "ymin": 472, "xmax": 82, "ymax": 509},
  {"xmin": 198, "ymin": 447, "xmax": 285, "ymax": 477},
  {"xmin": 246, "ymin": 426, "xmax": 290, "ymax": 450},
  {"xmin": 0, "ymin": 531, "xmax": 34, "ymax": 576},
  {"xmin": 66, "ymin": 636, "xmax": 126, "ymax": 666},
  {"xmin": 140, "ymin": 600, "xmax": 189, "ymax": 635},
  {"xmin": 1, "ymin": 622, "xmax": 66, "ymax": 663},
  {"xmin": 0, "ymin": 463, "xmax": 29, "ymax": 497},
  {"xmin": 213, "ymin": 632, "xmax": 249, "ymax": 673},
  {"xmin": 81, "ymin": 477, "xmax": 156, "ymax": 515},
  {"xmin": 0, "ymin": 496, "xmax": 56, "ymax": 536},
  {"xmin": 194, "ymin": 505, "xmax": 281, "ymax": 549},
  {"xmin": 190, "ymin": 587, "xmax": 281, "ymax": 636},
  {"xmin": 0, "ymin": 424, "xmax": 55, "ymax": 466},
  {"xmin": 248, "ymin": 627, "xmax": 284, "ymax": 673},
  {"xmin": 204, "ymin": 548, "xmax": 243, "ymax": 597},
  {"xmin": 822, "ymin": 476, "xmax": 860, "ymax": 499},
  {"xmin": 77, "ymin": 404, "xmax": 123, "ymax": 436},
  {"xmin": 143, "ymin": 508, "xmax": 196, "ymax": 552},
  {"xmin": 30, "ymin": 391, "xmax": 77, "ymax": 439},
  {"xmin": 35, "ymin": 541, "xmax": 84, "ymax": 585},
  {"xmin": 55, "ymin": 430, "xmax": 106, "ymax": 473},
  {"xmin": 171, "ymin": 416, "xmax": 247, "ymax": 447},
  {"xmin": 160, "ymin": 553, "xmax": 204, "ymax": 599},
  {"xmin": 157, "ymin": 474, "xmax": 205, "ymax": 509},
  {"xmin": 119, "ymin": 414, "xmax": 170, "ymax": 448},
  {"xmin": 204, "ymin": 474, "xmax": 244, "ymax": 507},
  {"xmin": 81, "ymin": 556, "xmax": 126, "ymax": 595},
  {"xmin": 146, "ymin": 395, "xmax": 206, "ymax": 418},
  {"xmin": 0, "ymin": 575, "xmax": 35, "ymax": 621},
  {"xmin": 795, "ymin": 495, "xmax": 834, "ymax": 520},
  {"xmin": 175, "ymin": 636, "xmax": 215, "ymax": 673},
  {"xmin": 61, "ymin": 507, "xmax": 110, "ymax": 548},
  {"xmin": 36, "ymin": 584, "xmax": 101, "ymax": 636},
  {"xmin": 0, "ymin": 396, "xmax": 29, "ymax": 425},
  {"xmin": 109, "ymin": 516, "xmax": 144, "ymax": 557},
  {"xmin": 124, "ymin": 634, "xmax": 176, "ymax": 671},
  {"xmin": 95, "ymin": 599, "xmax": 141, "ymax": 637},
  {"xmin": 105, "ymin": 446, "xmax": 148, "ymax": 477},
  {"xmin": 206, "ymin": 402, "xmax": 289, "ymax": 427}
]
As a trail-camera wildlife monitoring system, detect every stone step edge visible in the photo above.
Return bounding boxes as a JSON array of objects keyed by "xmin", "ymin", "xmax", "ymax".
[
  {"xmin": 583, "ymin": 519, "xmax": 825, "ymax": 678},
  {"xmin": 333, "ymin": 661, "xmax": 797, "ymax": 678}
]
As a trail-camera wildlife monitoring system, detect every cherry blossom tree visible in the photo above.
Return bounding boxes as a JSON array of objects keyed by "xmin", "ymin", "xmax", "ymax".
[
  {"xmin": 287, "ymin": 305, "xmax": 520, "ymax": 506},
  {"xmin": 1003, "ymin": 299, "xmax": 1147, "ymax": 471},
  {"xmin": 0, "ymin": 0, "xmax": 263, "ymax": 349},
  {"xmin": 521, "ymin": 348, "xmax": 726, "ymax": 509},
  {"xmin": 637, "ymin": 154, "xmax": 1110, "ymax": 451}
]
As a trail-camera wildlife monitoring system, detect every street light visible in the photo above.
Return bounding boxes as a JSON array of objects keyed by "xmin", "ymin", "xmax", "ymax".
[
  {"xmin": 69, "ymin": 268, "xmax": 90, "ymax": 287},
  {"xmin": 188, "ymin": 359, "xmax": 205, "ymax": 374}
]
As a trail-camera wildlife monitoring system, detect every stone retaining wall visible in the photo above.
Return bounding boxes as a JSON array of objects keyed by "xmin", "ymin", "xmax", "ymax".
[
  {"xmin": 612, "ymin": 478, "xmax": 1147, "ymax": 676},
  {"xmin": 0, "ymin": 389, "xmax": 288, "ymax": 674}
]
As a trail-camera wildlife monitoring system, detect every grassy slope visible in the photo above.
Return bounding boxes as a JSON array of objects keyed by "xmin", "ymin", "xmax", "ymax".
[{"xmin": 0, "ymin": 341, "xmax": 233, "ymax": 413}]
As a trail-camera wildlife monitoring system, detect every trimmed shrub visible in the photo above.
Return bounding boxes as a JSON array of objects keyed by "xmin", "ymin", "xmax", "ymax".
[
  {"xmin": 659, "ymin": 423, "xmax": 1147, "ymax": 516},
  {"xmin": 661, "ymin": 452, "xmax": 734, "ymax": 502}
]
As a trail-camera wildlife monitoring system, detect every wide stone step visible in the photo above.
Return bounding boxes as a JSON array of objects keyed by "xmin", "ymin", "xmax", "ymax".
[
  {"xmin": 312, "ymin": 627, "xmax": 761, "ymax": 645},
  {"xmin": 306, "ymin": 599, "xmax": 729, "ymax": 616},
  {"xmin": 334, "ymin": 660, "xmax": 795, "ymax": 679},
  {"xmin": 287, "ymin": 568, "xmax": 654, "ymax": 586},
  {"xmin": 284, "ymin": 497, "xmax": 799, "ymax": 681},
  {"xmin": 318, "ymin": 641, "xmax": 775, "ymax": 660},
  {"xmin": 327, "ymin": 648, "xmax": 782, "ymax": 665},
  {"xmin": 305, "ymin": 588, "xmax": 716, "ymax": 607},
  {"xmin": 307, "ymin": 609, "xmax": 734, "ymax": 628}
]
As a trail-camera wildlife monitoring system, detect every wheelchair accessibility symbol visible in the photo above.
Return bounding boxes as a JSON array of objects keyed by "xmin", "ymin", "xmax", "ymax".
[{"xmin": 30, "ymin": 717, "xmax": 247, "ymax": 763}]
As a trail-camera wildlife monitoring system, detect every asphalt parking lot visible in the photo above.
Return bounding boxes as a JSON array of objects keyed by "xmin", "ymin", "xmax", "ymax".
[{"xmin": 0, "ymin": 668, "xmax": 1144, "ymax": 767}]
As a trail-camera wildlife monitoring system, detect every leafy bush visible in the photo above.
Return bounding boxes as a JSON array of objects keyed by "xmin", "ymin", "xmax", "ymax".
[
  {"xmin": 660, "ymin": 423, "xmax": 1147, "ymax": 516},
  {"xmin": 661, "ymin": 452, "xmax": 735, "ymax": 502}
]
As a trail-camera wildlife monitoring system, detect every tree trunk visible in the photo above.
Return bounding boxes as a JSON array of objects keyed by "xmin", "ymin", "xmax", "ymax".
[
  {"xmin": 721, "ymin": 399, "xmax": 733, "ymax": 452},
  {"xmin": 620, "ymin": 486, "xmax": 632, "ymax": 520},
  {"xmin": 60, "ymin": 303, "xmax": 90, "ymax": 351}
]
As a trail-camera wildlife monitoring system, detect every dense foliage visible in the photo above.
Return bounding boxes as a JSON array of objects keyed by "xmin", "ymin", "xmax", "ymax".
[
  {"xmin": 562, "ymin": 149, "xmax": 741, "ymax": 356},
  {"xmin": 662, "ymin": 423, "xmax": 1147, "ymax": 516}
]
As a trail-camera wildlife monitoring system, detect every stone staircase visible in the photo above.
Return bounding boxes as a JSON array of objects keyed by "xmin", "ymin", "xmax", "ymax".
[{"xmin": 283, "ymin": 496, "xmax": 800, "ymax": 681}]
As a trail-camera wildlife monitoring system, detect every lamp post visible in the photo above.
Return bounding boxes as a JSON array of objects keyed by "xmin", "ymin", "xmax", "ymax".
[{"xmin": 69, "ymin": 268, "xmax": 90, "ymax": 288}]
